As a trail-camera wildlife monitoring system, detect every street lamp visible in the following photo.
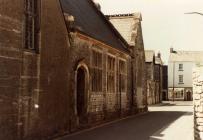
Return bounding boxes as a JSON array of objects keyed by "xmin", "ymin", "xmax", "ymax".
[
  {"xmin": 184, "ymin": 11, "xmax": 203, "ymax": 101},
  {"xmin": 173, "ymin": 61, "xmax": 175, "ymax": 102},
  {"xmin": 184, "ymin": 12, "xmax": 203, "ymax": 16},
  {"xmin": 171, "ymin": 48, "xmax": 177, "ymax": 102}
]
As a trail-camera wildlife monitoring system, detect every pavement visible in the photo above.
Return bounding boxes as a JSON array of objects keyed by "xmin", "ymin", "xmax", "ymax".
[
  {"xmin": 56, "ymin": 101, "xmax": 193, "ymax": 140},
  {"xmin": 149, "ymin": 101, "xmax": 193, "ymax": 140}
]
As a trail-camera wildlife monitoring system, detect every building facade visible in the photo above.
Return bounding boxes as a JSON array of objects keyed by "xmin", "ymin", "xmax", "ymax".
[
  {"xmin": 168, "ymin": 48, "xmax": 203, "ymax": 101},
  {"xmin": 162, "ymin": 65, "xmax": 168, "ymax": 100},
  {"xmin": 154, "ymin": 53, "xmax": 163, "ymax": 103},
  {"xmin": 145, "ymin": 50, "xmax": 163, "ymax": 105},
  {"xmin": 145, "ymin": 50, "xmax": 156, "ymax": 105},
  {"xmin": 0, "ymin": 0, "xmax": 147, "ymax": 140},
  {"xmin": 0, "ymin": 0, "xmax": 71, "ymax": 139},
  {"xmin": 107, "ymin": 13, "xmax": 147, "ymax": 109}
]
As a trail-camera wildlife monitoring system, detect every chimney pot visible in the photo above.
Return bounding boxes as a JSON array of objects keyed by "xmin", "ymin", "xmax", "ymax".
[
  {"xmin": 170, "ymin": 48, "xmax": 173, "ymax": 53},
  {"xmin": 92, "ymin": 0, "xmax": 101, "ymax": 10},
  {"xmin": 157, "ymin": 52, "xmax": 161, "ymax": 58}
]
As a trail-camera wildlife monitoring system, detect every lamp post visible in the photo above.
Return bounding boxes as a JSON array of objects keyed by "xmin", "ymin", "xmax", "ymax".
[
  {"xmin": 185, "ymin": 12, "xmax": 203, "ymax": 16},
  {"xmin": 173, "ymin": 61, "xmax": 175, "ymax": 102},
  {"xmin": 171, "ymin": 48, "xmax": 176, "ymax": 102},
  {"xmin": 184, "ymin": 12, "xmax": 203, "ymax": 101}
]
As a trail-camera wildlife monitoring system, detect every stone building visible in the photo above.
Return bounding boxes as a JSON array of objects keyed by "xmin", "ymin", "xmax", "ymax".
[
  {"xmin": 145, "ymin": 50, "xmax": 156, "ymax": 104},
  {"xmin": 145, "ymin": 50, "xmax": 163, "ymax": 104},
  {"xmin": 107, "ymin": 13, "xmax": 147, "ymax": 109},
  {"xmin": 154, "ymin": 53, "xmax": 163, "ymax": 103},
  {"xmin": 0, "ymin": 0, "xmax": 70, "ymax": 139},
  {"xmin": 162, "ymin": 65, "xmax": 168, "ymax": 100},
  {"xmin": 0, "ymin": 0, "xmax": 147, "ymax": 140}
]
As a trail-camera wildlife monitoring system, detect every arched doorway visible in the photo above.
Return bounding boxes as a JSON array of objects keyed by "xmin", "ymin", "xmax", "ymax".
[
  {"xmin": 75, "ymin": 63, "xmax": 89, "ymax": 125},
  {"xmin": 77, "ymin": 68, "xmax": 86, "ymax": 124}
]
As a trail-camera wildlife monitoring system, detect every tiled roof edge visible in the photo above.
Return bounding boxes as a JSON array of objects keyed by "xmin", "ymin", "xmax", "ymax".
[
  {"xmin": 106, "ymin": 13, "xmax": 142, "ymax": 20},
  {"xmin": 87, "ymin": 0, "xmax": 130, "ymax": 53},
  {"xmin": 106, "ymin": 13, "xmax": 134, "ymax": 17}
]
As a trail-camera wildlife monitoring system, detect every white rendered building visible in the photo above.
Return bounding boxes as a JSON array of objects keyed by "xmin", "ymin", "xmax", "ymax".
[{"xmin": 168, "ymin": 48, "xmax": 203, "ymax": 100}]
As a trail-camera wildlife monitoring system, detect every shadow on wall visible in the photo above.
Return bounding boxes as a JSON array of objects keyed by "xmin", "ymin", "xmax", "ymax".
[{"xmin": 56, "ymin": 111, "xmax": 188, "ymax": 140}]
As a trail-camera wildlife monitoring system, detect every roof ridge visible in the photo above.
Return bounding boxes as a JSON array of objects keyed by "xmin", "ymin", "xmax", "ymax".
[
  {"xmin": 169, "ymin": 51, "xmax": 203, "ymax": 62},
  {"xmin": 87, "ymin": 0, "xmax": 130, "ymax": 52},
  {"xmin": 106, "ymin": 12, "xmax": 141, "ymax": 17},
  {"xmin": 145, "ymin": 50, "xmax": 155, "ymax": 52},
  {"xmin": 174, "ymin": 50, "xmax": 203, "ymax": 53}
]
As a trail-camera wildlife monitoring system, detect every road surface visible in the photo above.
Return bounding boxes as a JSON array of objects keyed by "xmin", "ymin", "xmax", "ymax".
[{"xmin": 56, "ymin": 101, "xmax": 193, "ymax": 140}]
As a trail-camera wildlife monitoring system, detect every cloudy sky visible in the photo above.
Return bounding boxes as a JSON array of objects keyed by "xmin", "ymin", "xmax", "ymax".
[{"xmin": 96, "ymin": 0, "xmax": 203, "ymax": 64}]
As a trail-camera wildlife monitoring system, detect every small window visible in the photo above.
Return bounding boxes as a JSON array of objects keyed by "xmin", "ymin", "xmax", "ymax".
[
  {"xmin": 179, "ymin": 64, "xmax": 183, "ymax": 71},
  {"xmin": 179, "ymin": 75, "xmax": 183, "ymax": 84}
]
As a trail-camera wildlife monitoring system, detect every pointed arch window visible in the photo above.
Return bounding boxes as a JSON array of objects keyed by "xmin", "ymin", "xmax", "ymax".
[{"xmin": 107, "ymin": 55, "xmax": 115, "ymax": 93}]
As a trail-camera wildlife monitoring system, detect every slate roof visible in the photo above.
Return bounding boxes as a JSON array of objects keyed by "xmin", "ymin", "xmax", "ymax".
[
  {"xmin": 169, "ymin": 51, "xmax": 203, "ymax": 62},
  {"xmin": 145, "ymin": 50, "xmax": 155, "ymax": 63},
  {"xmin": 107, "ymin": 13, "xmax": 142, "ymax": 46},
  {"xmin": 60, "ymin": 0, "xmax": 129, "ymax": 53}
]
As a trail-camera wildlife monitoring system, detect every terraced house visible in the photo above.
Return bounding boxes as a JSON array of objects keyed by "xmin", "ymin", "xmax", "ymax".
[
  {"xmin": 168, "ymin": 48, "xmax": 203, "ymax": 101},
  {"xmin": 0, "ymin": 0, "xmax": 147, "ymax": 139},
  {"xmin": 145, "ymin": 50, "xmax": 163, "ymax": 104}
]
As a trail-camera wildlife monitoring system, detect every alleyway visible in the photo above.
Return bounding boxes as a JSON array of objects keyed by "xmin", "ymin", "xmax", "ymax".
[{"xmin": 56, "ymin": 101, "xmax": 193, "ymax": 140}]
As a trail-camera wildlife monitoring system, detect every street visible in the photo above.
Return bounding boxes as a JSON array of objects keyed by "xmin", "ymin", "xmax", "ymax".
[{"xmin": 56, "ymin": 101, "xmax": 193, "ymax": 140}]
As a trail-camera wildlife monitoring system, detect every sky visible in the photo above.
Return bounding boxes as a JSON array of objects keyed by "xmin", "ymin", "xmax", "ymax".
[{"xmin": 95, "ymin": 0, "xmax": 203, "ymax": 64}]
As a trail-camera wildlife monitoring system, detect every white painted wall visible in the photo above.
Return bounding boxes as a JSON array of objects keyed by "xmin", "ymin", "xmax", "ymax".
[{"xmin": 168, "ymin": 62, "xmax": 194, "ymax": 88}]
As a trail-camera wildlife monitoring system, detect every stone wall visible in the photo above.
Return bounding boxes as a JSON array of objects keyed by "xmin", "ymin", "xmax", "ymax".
[
  {"xmin": 135, "ymin": 48, "xmax": 146, "ymax": 108},
  {"xmin": 108, "ymin": 14, "xmax": 147, "ymax": 111},
  {"xmin": 0, "ymin": 0, "xmax": 24, "ymax": 139},
  {"xmin": 193, "ymin": 64, "xmax": 203, "ymax": 140},
  {"xmin": 33, "ymin": 0, "xmax": 71, "ymax": 139},
  {"xmin": 134, "ymin": 22, "xmax": 147, "ymax": 110},
  {"xmin": 146, "ymin": 62, "xmax": 155, "ymax": 105},
  {"xmin": 146, "ymin": 62, "xmax": 162, "ymax": 104},
  {"xmin": 147, "ymin": 80, "xmax": 156, "ymax": 105},
  {"xmin": 0, "ymin": 1, "xmax": 148, "ymax": 139},
  {"xmin": 68, "ymin": 34, "xmax": 134, "ymax": 128},
  {"xmin": 0, "ymin": 0, "xmax": 71, "ymax": 139}
]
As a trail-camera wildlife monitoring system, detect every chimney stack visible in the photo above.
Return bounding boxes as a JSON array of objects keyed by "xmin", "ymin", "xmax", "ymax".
[
  {"xmin": 92, "ymin": 0, "xmax": 101, "ymax": 10},
  {"xmin": 157, "ymin": 52, "xmax": 161, "ymax": 58},
  {"xmin": 170, "ymin": 48, "xmax": 173, "ymax": 53}
]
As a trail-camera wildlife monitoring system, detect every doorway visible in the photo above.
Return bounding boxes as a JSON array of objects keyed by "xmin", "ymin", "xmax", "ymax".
[
  {"xmin": 186, "ymin": 91, "xmax": 192, "ymax": 101},
  {"xmin": 76, "ymin": 67, "xmax": 87, "ymax": 124}
]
